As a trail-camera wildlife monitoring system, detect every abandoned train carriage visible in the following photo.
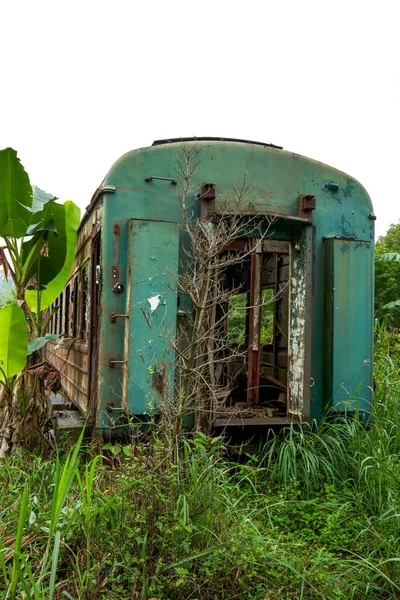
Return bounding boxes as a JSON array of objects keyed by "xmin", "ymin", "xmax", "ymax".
[{"xmin": 46, "ymin": 138, "xmax": 375, "ymax": 435}]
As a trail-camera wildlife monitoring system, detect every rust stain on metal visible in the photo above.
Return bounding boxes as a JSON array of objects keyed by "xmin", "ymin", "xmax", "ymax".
[
  {"xmin": 299, "ymin": 194, "xmax": 316, "ymax": 218},
  {"xmin": 152, "ymin": 363, "xmax": 167, "ymax": 397},
  {"xmin": 200, "ymin": 182, "xmax": 216, "ymax": 200}
]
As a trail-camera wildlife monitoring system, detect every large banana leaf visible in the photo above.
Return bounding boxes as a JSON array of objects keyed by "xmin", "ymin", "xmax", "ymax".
[
  {"xmin": 22, "ymin": 200, "xmax": 68, "ymax": 287},
  {"xmin": 27, "ymin": 333, "xmax": 60, "ymax": 354},
  {"xmin": 0, "ymin": 148, "xmax": 33, "ymax": 238},
  {"xmin": 26, "ymin": 201, "xmax": 80, "ymax": 313},
  {"xmin": 30, "ymin": 185, "xmax": 55, "ymax": 215},
  {"xmin": 21, "ymin": 187, "xmax": 62, "ymax": 286},
  {"xmin": 0, "ymin": 305, "xmax": 28, "ymax": 380}
]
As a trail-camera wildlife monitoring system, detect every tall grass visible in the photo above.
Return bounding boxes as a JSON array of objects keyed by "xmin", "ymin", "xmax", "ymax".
[{"xmin": 1, "ymin": 321, "xmax": 400, "ymax": 598}]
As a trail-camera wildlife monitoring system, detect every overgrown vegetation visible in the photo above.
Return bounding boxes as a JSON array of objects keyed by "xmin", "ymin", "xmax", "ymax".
[
  {"xmin": 375, "ymin": 221, "xmax": 400, "ymax": 324},
  {"xmin": 0, "ymin": 149, "xmax": 80, "ymax": 456},
  {"xmin": 1, "ymin": 148, "xmax": 400, "ymax": 598},
  {"xmin": 0, "ymin": 324, "xmax": 400, "ymax": 599}
]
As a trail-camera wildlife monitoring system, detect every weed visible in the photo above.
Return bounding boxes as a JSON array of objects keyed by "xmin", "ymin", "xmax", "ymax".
[{"xmin": 1, "ymin": 323, "xmax": 400, "ymax": 598}]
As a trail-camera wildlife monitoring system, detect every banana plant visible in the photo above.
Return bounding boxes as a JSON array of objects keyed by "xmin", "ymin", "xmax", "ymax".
[
  {"xmin": 0, "ymin": 147, "xmax": 80, "ymax": 343},
  {"xmin": 0, "ymin": 147, "xmax": 80, "ymax": 451}
]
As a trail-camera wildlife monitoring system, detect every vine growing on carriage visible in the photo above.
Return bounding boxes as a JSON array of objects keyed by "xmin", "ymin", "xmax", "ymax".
[{"xmin": 0, "ymin": 148, "xmax": 80, "ymax": 456}]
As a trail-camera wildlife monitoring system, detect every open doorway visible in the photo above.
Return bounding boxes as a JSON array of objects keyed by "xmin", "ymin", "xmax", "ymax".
[{"xmin": 214, "ymin": 239, "xmax": 290, "ymax": 421}]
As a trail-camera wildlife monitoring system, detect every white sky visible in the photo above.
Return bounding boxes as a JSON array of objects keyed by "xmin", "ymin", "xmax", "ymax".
[{"xmin": 0, "ymin": 0, "xmax": 398, "ymax": 238}]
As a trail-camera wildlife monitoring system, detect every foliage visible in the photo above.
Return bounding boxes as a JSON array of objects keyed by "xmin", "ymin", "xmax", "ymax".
[
  {"xmin": 0, "ymin": 148, "xmax": 80, "ymax": 455},
  {"xmin": 375, "ymin": 254, "xmax": 400, "ymax": 313},
  {"xmin": 375, "ymin": 222, "xmax": 400, "ymax": 324},
  {"xmin": 0, "ymin": 305, "xmax": 28, "ymax": 381},
  {"xmin": 376, "ymin": 221, "xmax": 400, "ymax": 254},
  {"xmin": 0, "ymin": 268, "xmax": 16, "ymax": 308},
  {"xmin": 1, "ymin": 328, "xmax": 400, "ymax": 598},
  {"xmin": 228, "ymin": 288, "xmax": 274, "ymax": 344}
]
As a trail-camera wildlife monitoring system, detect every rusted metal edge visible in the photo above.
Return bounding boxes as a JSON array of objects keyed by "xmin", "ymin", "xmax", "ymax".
[
  {"xmin": 46, "ymin": 340, "xmax": 89, "ymax": 355},
  {"xmin": 210, "ymin": 209, "xmax": 311, "ymax": 221},
  {"xmin": 323, "ymin": 235, "xmax": 371, "ymax": 242},
  {"xmin": 75, "ymin": 224, "xmax": 101, "ymax": 257},
  {"xmin": 213, "ymin": 416, "xmax": 300, "ymax": 427},
  {"xmin": 152, "ymin": 137, "xmax": 283, "ymax": 150},
  {"xmin": 224, "ymin": 240, "xmax": 290, "ymax": 254},
  {"xmin": 79, "ymin": 185, "xmax": 115, "ymax": 232},
  {"xmin": 64, "ymin": 257, "xmax": 90, "ymax": 287}
]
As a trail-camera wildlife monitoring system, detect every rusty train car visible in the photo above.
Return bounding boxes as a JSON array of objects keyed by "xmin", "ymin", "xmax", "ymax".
[{"xmin": 46, "ymin": 138, "xmax": 375, "ymax": 436}]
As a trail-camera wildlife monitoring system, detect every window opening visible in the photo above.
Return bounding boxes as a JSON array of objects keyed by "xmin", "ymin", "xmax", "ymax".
[
  {"xmin": 64, "ymin": 285, "xmax": 70, "ymax": 335},
  {"xmin": 79, "ymin": 266, "xmax": 89, "ymax": 341},
  {"xmin": 228, "ymin": 292, "xmax": 248, "ymax": 344},
  {"xmin": 88, "ymin": 234, "xmax": 102, "ymax": 414},
  {"xmin": 54, "ymin": 299, "xmax": 59, "ymax": 335},
  {"xmin": 59, "ymin": 292, "xmax": 64, "ymax": 335},
  {"xmin": 48, "ymin": 304, "xmax": 53, "ymax": 334},
  {"xmin": 260, "ymin": 288, "xmax": 274, "ymax": 345},
  {"xmin": 72, "ymin": 277, "xmax": 79, "ymax": 338}
]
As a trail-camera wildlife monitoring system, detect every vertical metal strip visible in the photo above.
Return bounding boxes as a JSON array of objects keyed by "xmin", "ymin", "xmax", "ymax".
[
  {"xmin": 121, "ymin": 221, "xmax": 133, "ymax": 412},
  {"xmin": 272, "ymin": 254, "xmax": 279, "ymax": 381},
  {"xmin": 287, "ymin": 225, "xmax": 313, "ymax": 417},
  {"xmin": 247, "ymin": 241, "xmax": 262, "ymax": 405}
]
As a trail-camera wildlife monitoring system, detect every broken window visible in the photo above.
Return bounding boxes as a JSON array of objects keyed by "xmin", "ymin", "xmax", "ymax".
[
  {"xmin": 227, "ymin": 292, "xmax": 247, "ymax": 344},
  {"xmin": 72, "ymin": 276, "xmax": 79, "ymax": 338},
  {"xmin": 54, "ymin": 299, "xmax": 59, "ymax": 335},
  {"xmin": 59, "ymin": 292, "xmax": 64, "ymax": 335},
  {"xmin": 79, "ymin": 266, "xmax": 89, "ymax": 342},
  {"xmin": 48, "ymin": 303, "xmax": 53, "ymax": 334},
  {"xmin": 64, "ymin": 284, "xmax": 71, "ymax": 335}
]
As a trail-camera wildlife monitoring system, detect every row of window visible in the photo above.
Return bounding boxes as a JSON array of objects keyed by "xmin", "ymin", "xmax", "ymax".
[{"xmin": 48, "ymin": 265, "xmax": 89, "ymax": 341}]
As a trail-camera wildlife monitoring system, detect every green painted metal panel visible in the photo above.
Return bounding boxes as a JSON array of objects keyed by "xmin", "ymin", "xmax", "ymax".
[
  {"xmin": 123, "ymin": 219, "xmax": 179, "ymax": 415},
  {"xmin": 323, "ymin": 238, "xmax": 374, "ymax": 415}
]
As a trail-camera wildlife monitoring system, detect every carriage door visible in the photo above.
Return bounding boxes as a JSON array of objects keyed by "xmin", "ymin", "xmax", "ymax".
[{"xmin": 123, "ymin": 220, "xmax": 179, "ymax": 416}]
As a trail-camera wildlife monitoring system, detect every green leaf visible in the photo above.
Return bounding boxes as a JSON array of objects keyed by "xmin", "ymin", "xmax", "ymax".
[
  {"xmin": 22, "ymin": 199, "xmax": 65, "ymax": 285},
  {"xmin": 31, "ymin": 185, "xmax": 56, "ymax": 214},
  {"xmin": 379, "ymin": 253, "xmax": 400, "ymax": 262},
  {"xmin": 0, "ymin": 148, "xmax": 33, "ymax": 238},
  {"xmin": 26, "ymin": 201, "xmax": 80, "ymax": 312},
  {"xmin": 0, "ymin": 305, "xmax": 28, "ymax": 380},
  {"xmin": 11, "ymin": 486, "xmax": 29, "ymax": 599},
  {"xmin": 49, "ymin": 530, "xmax": 61, "ymax": 600},
  {"xmin": 27, "ymin": 334, "xmax": 60, "ymax": 355},
  {"xmin": 382, "ymin": 300, "xmax": 400, "ymax": 310},
  {"xmin": 26, "ymin": 218, "xmax": 58, "ymax": 237}
]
